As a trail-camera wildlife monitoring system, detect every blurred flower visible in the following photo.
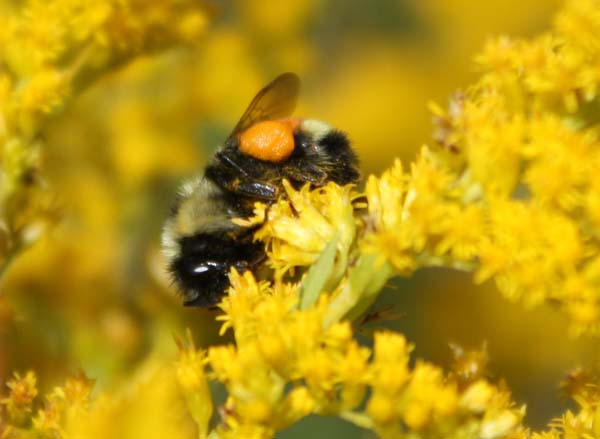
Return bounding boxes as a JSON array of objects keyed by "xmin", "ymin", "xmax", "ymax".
[
  {"xmin": 3, "ymin": 0, "xmax": 600, "ymax": 438},
  {"xmin": 0, "ymin": 0, "xmax": 211, "ymax": 278},
  {"xmin": 1, "ymin": 371, "xmax": 37, "ymax": 426}
]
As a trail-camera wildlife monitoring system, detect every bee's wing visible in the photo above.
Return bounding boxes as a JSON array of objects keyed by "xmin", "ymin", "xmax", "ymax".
[{"xmin": 229, "ymin": 72, "xmax": 301, "ymax": 139}]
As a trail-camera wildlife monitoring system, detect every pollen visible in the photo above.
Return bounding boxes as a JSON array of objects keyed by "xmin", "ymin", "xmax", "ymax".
[{"xmin": 239, "ymin": 120, "xmax": 297, "ymax": 162}]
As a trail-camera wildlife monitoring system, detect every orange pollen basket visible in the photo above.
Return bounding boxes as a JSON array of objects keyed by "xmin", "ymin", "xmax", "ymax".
[{"xmin": 239, "ymin": 118, "xmax": 300, "ymax": 163}]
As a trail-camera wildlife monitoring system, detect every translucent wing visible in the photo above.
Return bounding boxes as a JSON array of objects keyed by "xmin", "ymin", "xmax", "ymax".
[{"xmin": 229, "ymin": 72, "xmax": 301, "ymax": 139}]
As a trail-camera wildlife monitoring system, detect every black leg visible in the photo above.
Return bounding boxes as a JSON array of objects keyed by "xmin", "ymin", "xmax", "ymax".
[
  {"xmin": 233, "ymin": 180, "xmax": 279, "ymax": 199},
  {"xmin": 283, "ymin": 162, "xmax": 327, "ymax": 185},
  {"xmin": 207, "ymin": 158, "xmax": 279, "ymax": 200}
]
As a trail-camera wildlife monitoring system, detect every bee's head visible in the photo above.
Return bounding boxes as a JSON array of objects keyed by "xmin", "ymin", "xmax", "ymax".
[
  {"xmin": 170, "ymin": 254, "xmax": 229, "ymax": 307},
  {"xmin": 166, "ymin": 233, "xmax": 263, "ymax": 307}
]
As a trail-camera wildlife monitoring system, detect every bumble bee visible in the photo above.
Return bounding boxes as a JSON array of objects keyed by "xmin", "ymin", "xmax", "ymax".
[{"xmin": 162, "ymin": 73, "xmax": 359, "ymax": 306}]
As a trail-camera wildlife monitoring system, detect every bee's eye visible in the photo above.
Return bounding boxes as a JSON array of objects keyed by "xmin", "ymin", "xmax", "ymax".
[{"xmin": 239, "ymin": 120, "xmax": 298, "ymax": 163}]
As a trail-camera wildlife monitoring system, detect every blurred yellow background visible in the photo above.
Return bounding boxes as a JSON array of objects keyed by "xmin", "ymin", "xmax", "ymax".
[{"xmin": 2, "ymin": 0, "xmax": 593, "ymax": 436}]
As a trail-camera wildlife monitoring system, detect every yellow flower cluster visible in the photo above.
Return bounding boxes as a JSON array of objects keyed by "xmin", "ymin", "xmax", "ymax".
[
  {"xmin": 4, "ymin": 354, "xmax": 599, "ymax": 439},
  {"xmin": 0, "ymin": 0, "xmax": 209, "ymax": 279},
  {"xmin": 362, "ymin": 0, "xmax": 600, "ymax": 336},
  {"xmin": 1, "ymin": 371, "xmax": 94, "ymax": 438},
  {"xmin": 0, "ymin": 272, "xmax": 524, "ymax": 439},
  {"xmin": 0, "ymin": 372, "xmax": 37, "ymax": 426},
  {"xmin": 3, "ymin": 0, "xmax": 600, "ymax": 438},
  {"xmin": 186, "ymin": 270, "xmax": 524, "ymax": 439},
  {"xmin": 165, "ymin": 0, "xmax": 600, "ymax": 436},
  {"xmin": 0, "ymin": 362, "xmax": 205, "ymax": 439},
  {"xmin": 235, "ymin": 180, "xmax": 360, "ymax": 281}
]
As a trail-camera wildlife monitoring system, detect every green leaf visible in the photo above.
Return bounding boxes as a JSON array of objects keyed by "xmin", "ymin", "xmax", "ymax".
[{"xmin": 299, "ymin": 234, "xmax": 339, "ymax": 310}]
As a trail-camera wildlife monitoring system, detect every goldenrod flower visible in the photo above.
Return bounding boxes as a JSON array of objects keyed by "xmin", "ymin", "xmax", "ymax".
[
  {"xmin": 5, "ymin": 1, "xmax": 600, "ymax": 438},
  {"xmin": 175, "ymin": 333, "xmax": 212, "ymax": 439},
  {"xmin": 0, "ymin": 0, "xmax": 210, "ymax": 276},
  {"xmin": 1, "ymin": 371, "xmax": 38, "ymax": 425},
  {"xmin": 246, "ymin": 180, "xmax": 359, "ymax": 280}
]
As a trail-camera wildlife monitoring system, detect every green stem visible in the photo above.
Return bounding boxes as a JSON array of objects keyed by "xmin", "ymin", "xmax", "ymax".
[{"xmin": 324, "ymin": 253, "xmax": 393, "ymax": 327}]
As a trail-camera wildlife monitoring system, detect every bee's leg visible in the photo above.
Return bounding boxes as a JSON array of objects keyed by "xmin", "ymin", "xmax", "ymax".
[
  {"xmin": 282, "ymin": 161, "xmax": 327, "ymax": 186},
  {"xmin": 233, "ymin": 180, "xmax": 279, "ymax": 199},
  {"xmin": 206, "ymin": 165, "xmax": 279, "ymax": 200},
  {"xmin": 247, "ymin": 251, "xmax": 268, "ymax": 269}
]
